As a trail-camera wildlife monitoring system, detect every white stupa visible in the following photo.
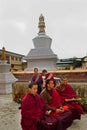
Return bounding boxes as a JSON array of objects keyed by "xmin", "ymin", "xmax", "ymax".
[
  {"xmin": 24, "ymin": 14, "xmax": 58, "ymax": 71},
  {"xmin": 0, "ymin": 47, "xmax": 17, "ymax": 94}
]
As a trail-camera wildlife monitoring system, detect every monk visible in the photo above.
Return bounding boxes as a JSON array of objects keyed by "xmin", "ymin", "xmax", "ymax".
[
  {"xmin": 21, "ymin": 82, "xmax": 46, "ymax": 130},
  {"xmin": 40, "ymin": 79, "xmax": 73, "ymax": 130},
  {"xmin": 31, "ymin": 67, "xmax": 43, "ymax": 94},
  {"xmin": 56, "ymin": 77, "xmax": 84, "ymax": 120},
  {"xmin": 42, "ymin": 69, "xmax": 56, "ymax": 88}
]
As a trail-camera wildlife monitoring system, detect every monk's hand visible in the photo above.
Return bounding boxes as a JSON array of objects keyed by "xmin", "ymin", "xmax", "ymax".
[
  {"xmin": 71, "ymin": 98, "xmax": 76, "ymax": 101},
  {"xmin": 45, "ymin": 110, "xmax": 52, "ymax": 115},
  {"xmin": 56, "ymin": 108, "xmax": 64, "ymax": 113},
  {"xmin": 60, "ymin": 106, "xmax": 63, "ymax": 110},
  {"xmin": 65, "ymin": 99, "xmax": 70, "ymax": 102}
]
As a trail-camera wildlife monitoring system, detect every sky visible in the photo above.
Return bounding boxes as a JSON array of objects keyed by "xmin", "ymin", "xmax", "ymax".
[{"xmin": 0, "ymin": 0, "xmax": 87, "ymax": 59}]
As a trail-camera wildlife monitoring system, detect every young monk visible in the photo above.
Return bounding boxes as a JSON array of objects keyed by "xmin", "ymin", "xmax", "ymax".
[
  {"xmin": 21, "ymin": 82, "xmax": 46, "ymax": 130},
  {"xmin": 56, "ymin": 77, "xmax": 84, "ymax": 120},
  {"xmin": 40, "ymin": 79, "xmax": 73, "ymax": 130},
  {"xmin": 31, "ymin": 67, "xmax": 43, "ymax": 94},
  {"xmin": 42, "ymin": 69, "xmax": 56, "ymax": 88}
]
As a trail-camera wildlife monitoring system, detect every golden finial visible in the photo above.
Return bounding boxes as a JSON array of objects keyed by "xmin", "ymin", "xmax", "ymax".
[
  {"xmin": 1, "ymin": 47, "xmax": 6, "ymax": 60},
  {"xmin": 38, "ymin": 14, "xmax": 45, "ymax": 33}
]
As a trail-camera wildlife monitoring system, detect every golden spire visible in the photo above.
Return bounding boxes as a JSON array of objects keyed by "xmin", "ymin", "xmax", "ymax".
[
  {"xmin": 1, "ymin": 47, "xmax": 6, "ymax": 60},
  {"xmin": 38, "ymin": 14, "xmax": 45, "ymax": 33}
]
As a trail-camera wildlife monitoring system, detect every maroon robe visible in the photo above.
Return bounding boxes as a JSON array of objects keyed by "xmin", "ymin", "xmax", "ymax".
[
  {"xmin": 31, "ymin": 74, "xmax": 43, "ymax": 94},
  {"xmin": 58, "ymin": 84, "xmax": 84, "ymax": 120},
  {"xmin": 21, "ymin": 93, "xmax": 46, "ymax": 130},
  {"xmin": 41, "ymin": 88, "xmax": 73, "ymax": 130},
  {"xmin": 45, "ymin": 73, "xmax": 56, "ymax": 87}
]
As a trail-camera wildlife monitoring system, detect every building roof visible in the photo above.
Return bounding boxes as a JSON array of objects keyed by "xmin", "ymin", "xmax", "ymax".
[{"xmin": 0, "ymin": 49, "xmax": 25, "ymax": 57}]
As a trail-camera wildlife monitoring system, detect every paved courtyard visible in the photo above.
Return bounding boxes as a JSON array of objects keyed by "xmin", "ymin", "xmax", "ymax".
[{"xmin": 0, "ymin": 94, "xmax": 87, "ymax": 130}]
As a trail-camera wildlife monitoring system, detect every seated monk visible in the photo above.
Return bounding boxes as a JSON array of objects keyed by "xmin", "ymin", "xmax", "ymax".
[
  {"xmin": 56, "ymin": 77, "xmax": 84, "ymax": 120},
  {"xmin": 40, "ymin": 79, "xmax": 73, "ymax": 130},
  {"xmin": 21, "ymin": 82, "xmax": 46, "ymax": 130},
  {"xmin": 21, "ymin": 82, "xmax": 58, "ymax": 130}
]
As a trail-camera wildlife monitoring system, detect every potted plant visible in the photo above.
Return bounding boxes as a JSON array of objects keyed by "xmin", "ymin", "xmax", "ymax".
[{"xmin": 78, "ymin": 97, "xmax": 87, "ymax": 112}]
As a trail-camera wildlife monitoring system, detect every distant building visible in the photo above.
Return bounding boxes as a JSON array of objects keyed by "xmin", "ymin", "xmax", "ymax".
[
  {"xmin": 0, "ymin": 48, "xmax": 26, "ymax": 71},
  {"xmin": 24, "ymin": 14, "xmax": 58, "ymax": 71},
  {"xmin": 56, "ymin": 59, "xmax": 73, "ymax": 70},
  {"xmin": 56, "ymin": 57, "xmax": 82, "ymax": 70}
]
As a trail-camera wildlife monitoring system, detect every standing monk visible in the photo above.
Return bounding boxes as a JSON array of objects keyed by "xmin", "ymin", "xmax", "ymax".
[
  {"xmin": 31, "ymin": 67, "xmax": 43, "ymax": 94},
  {"xmin": 42, "ymin": 69, "xmax": 56, "ymax": 88}
]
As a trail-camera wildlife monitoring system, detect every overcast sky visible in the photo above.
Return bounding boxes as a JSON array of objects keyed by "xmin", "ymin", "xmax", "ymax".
[{"xmin": 0, "ymin": 0, "xmax": 87, "ymax": 59}]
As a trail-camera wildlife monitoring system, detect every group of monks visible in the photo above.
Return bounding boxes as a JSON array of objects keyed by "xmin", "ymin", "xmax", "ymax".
[{"xmin": 21, "ymin": 68, "xmax": 84, "ymax": 130}]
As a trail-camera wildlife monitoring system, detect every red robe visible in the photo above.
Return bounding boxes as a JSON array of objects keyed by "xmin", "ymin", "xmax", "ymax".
[
  {"xmin": 31, "ymin": 74, "xmax": 43, "ymax": 94},
  {"xmin": 49, "ymin": 88, "xmax": 62, "ymax": 117},
  {"xmin": 45, "ymin": 73, "xmax": 56, "ymax": 87},
  {"xmin": 58, "ymin": 84, "xmax": 84, "ymax": 119},
  {"xmin": 41, "ymin": 88, "xmax": 73, "ymax": 130},
  {"xmin": 21, "ymin": 93, "xmax": 46, "ymax": 130}
]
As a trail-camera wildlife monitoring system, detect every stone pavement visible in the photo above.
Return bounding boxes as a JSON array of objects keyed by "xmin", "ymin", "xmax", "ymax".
[
  {"xmin": 67, "ymin": 114, "xmax": 87, "ymax": 130},
  {"xmin": 0, "ymin": 94, "xmax": 87, "ymax": 130}
]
